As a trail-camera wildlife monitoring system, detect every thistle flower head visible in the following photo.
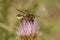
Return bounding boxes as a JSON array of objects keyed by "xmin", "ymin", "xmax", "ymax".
[{"xmin": 16, "ymin": 18, "xmax": 38, "ymax": 37}]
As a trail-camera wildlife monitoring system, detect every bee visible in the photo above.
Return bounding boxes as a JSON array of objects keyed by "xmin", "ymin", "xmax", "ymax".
[{"xmin": 16, "ymin": 9, "xmax": 36, "ymax": 23}]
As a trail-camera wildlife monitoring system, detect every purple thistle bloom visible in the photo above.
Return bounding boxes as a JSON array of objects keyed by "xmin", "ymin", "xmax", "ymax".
[
  {"xmin": 16, "ymin": 18, "xmax": 38, "ymax": 37},
  {"xmin": 31, "ymin": 18, "xmax": 38, "ymax": 36}
]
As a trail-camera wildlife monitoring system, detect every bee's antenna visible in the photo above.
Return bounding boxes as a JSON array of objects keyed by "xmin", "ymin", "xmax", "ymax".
[{"xmin": 16, "ymin": 9, "xmax": 25, "ymax": 13}]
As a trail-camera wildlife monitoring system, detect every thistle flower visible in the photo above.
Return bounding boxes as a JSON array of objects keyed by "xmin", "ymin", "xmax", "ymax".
[{"xmin": 16, "ymin": 18, "xmax": 38, "ymax": 38}]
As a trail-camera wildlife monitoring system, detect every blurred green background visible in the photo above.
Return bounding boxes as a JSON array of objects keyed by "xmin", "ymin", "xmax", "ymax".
[{"xmin": 0, "ymin": 0, "xmax": 60, "ymax": 40}]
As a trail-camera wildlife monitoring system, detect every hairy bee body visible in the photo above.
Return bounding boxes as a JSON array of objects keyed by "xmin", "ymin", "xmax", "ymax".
[{"xmin": 17, "ymin": 12, "xmax": 35, "ymax": 23}]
